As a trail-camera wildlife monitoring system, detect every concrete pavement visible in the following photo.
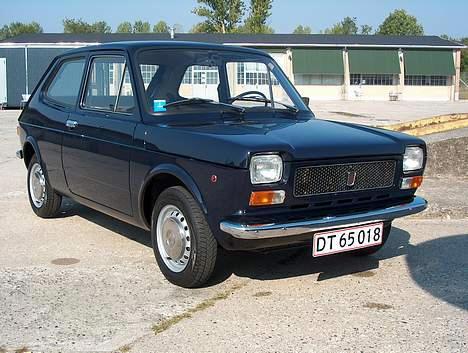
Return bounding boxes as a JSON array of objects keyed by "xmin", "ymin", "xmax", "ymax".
[
  {"xmin": 0, "ymin": 110, "xmax": 466, "ymax": 352},
  {"xmin": 127, "ymin": 219, "xmax": 468, "ymax": 353},
  {"xmin": 312, "ymin": 100, "xmax": 468, "ymax": 126}
]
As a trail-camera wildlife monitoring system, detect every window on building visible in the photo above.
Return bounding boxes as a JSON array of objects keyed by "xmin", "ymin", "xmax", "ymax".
[
  {"xmin": 139, "ymin": 64, "xmax": 159, "ymax": 88},
  {"xmin": 179, "ymin": 65, "xmax": 220, "ymax": 101},
  {"xmin": 404, "ymin": 75, "xmax": 449, "ymax": 86},
  {"xmin": 83, "ymin": 56, "xmax": 135, "ymax": 113},
  {"xmin": 45, "ymin": 58, "xmax": 86, "ymax": 107},
  {"xmin": 294, "ymin": 74, "xmax": 343, "ymax": 86},
  {"xmin": 236, "ymin": 62, "xmax": 279, "ymax": 86},
  {"xmin": 350, "ymin": 74, "xmax": 397, "ymax": 86},
  {"xmin": 109, "ymin": 64, "xmax": 114, "ymax": 85},
  {"xmin": 181, "ymin": 65, "xmax": 219, "ymax": 85},
  {"xmin": 226, "ymin": 61, "xmax": 293, "ymax": 108}
]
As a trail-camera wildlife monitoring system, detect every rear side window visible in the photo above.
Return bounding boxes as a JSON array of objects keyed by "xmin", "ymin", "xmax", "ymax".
[
  {"xmin": 45, "ymin": 58, "xmax": 85, "ymax": 107},
  {"xmin": 83, "ymin": 56, "xmax": 135, "ymax": 114}
]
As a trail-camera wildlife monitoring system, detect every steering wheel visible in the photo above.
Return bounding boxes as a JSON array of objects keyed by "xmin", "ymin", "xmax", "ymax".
[{"xmin": 228, "ymin": 91, "xmax": 269, "ymax": 106}]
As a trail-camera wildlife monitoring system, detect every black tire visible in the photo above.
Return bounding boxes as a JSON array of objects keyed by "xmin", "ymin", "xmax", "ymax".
[
  {"xmin": 27, "ymin": 155, "xmax": 62, "ymax": 218},
  {"xmin": 352, "ymin": 223, "xmax": 392, "ymax": 256},
  {"xmin": 151, "ymin": 186, "xmax": 217, "ymax": 288}
]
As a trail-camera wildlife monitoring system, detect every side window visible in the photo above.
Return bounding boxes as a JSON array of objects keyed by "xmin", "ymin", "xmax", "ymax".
[
  {"xmin": 83, "ymin": 56, "xmax": 135, "ymax": 114},
  {"xmin": 45, "ymin": 58, "xmax": 85, "ymax": 107}
]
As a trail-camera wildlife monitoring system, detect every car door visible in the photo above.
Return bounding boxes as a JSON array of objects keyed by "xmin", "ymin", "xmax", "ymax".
[{"xmin": 62, "ymin": 52, "xmax": 138, "ymax": 216}]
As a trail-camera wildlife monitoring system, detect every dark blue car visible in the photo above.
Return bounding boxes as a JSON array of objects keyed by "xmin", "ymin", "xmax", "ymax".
[{"xmin": 17, "ymin": 41, "xmax": 427, "ymax": 287}]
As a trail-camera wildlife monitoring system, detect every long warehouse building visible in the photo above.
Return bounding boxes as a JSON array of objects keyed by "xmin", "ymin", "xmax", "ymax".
[{"xmin": 0, "ymin": 33, "xmax": 465, "ymax": 107}]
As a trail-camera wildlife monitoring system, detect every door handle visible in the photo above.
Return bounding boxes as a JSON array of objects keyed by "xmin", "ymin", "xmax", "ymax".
[{"xmin": 66, "ymin": 120, "xmax": 78, "ymax": 129}]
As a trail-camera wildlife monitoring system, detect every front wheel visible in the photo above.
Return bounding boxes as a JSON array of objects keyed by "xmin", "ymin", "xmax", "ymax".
[
  {"xmin": 151, "ymin": 186, "xmax": 217, "ymax": 288},
  {"xmin": 27, "ymin": 155, "xmax": 62, "ymax": 218}
]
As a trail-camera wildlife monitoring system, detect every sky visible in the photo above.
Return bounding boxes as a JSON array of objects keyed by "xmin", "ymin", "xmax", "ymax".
[{"xmin": 0, "ymin": 0, "xmax": 467, "ymax": 38}]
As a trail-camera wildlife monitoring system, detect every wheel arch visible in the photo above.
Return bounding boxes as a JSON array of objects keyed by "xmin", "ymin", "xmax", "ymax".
[
  {"xmin": 22, "ymin": 136, "xmax": 42, "ymax": 168},
  {"xmin": 139, "ymin": 164, "xmax": 207, "ymax": 229}
]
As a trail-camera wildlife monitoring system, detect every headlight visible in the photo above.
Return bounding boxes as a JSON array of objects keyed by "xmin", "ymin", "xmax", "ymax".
[
  {"xmin": 250, "ymin": 154, "xmax": 283, "ymax": 184},
  {"xmin": 403, "ymin": 146, "xmax": 424, "ymax": 172}
]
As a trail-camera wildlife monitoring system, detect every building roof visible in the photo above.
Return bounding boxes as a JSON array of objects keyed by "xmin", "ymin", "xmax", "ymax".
[
  {"xmin": 0, "ymin": 33, "xmax": 465, "ymax": 49},
  {"xmin": 63, "ymin": 40, "xmax": 270, "ymax": 57}
]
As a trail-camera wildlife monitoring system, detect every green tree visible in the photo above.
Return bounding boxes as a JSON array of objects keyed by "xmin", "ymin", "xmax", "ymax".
[
  {"xmin": 293, "ymin": 25, "xmax": 312, "ymax": 34},
  {"xmin": 0, "ymin": 21, "xmax": 43, "ymax": 40},
  {"xmin": 360, "ymin": 24, "xmax": 373, "ymax": 35},
  {"xmin": 324, "ymin": 16, "xmax": 358, "ymax": 35},
  {"xmin": 153, "ymin": 21, "xmax": 169, "ymax": 33},
  {"xmin": 377, "ymin": 9, "xmax": 424, "ymax": 36},
  {"xmin": 192, "ymin": 0, "xmax": 245, "ymax": 33},
  {"xmin": 461, "ymin": 38, "xmax": 468, "ymax": 73},
  {"xmin": 92, "ymin": 21, "xmax": 111, "ymax": 33},
  {"xmin": 133, "ymin": 20, "xmax": 151, "ymax": 33},
  {"xmin": 63, "ymin": 18, "xmax": 111, "ymax": 33},
  {"xmin": 243, "ymin": 0, "xmax": 273, "ymax": 33},
  {"xmin": 116, "ymin": 21, "xmax": 133, "ymax": 33}
]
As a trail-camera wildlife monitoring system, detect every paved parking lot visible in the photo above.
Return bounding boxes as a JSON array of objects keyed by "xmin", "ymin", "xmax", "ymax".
[
  {"xmin": 312, "ymin": 100, "xmax": 468, "ymax": 125},
  {"xmin": 0, "ymin": 110, "xmax": 466, "ymax": 352}
]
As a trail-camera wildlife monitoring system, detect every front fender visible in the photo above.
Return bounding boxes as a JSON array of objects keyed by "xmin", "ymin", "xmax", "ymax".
[{"xmin": 138, "ymin": 163, "xmax": 207, "ymax": 227}]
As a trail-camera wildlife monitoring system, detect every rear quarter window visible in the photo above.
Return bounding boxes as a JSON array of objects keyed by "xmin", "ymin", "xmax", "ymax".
[{"xmin": 45, "ymin": 58, "xmax": 86, "ymax": 107}]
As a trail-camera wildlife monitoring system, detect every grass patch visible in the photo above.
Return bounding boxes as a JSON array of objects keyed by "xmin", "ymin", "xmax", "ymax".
[
  {"xmin": 253, "ymin": 291, "xmax": 272, "ymax": 298},
  {"xmin": 14, "ymin": 347, "xmax": 30, "ymax": 353},
  {"xmin": 152, "ymin": 282, "xmax": 246, "ymax": 335},
  {"xmin": 119, "ymin": 344, "xmax": 131, "ymax": 353},
  {"xmin": 364, "ymin": 302, "xmax": 393, "ymax": 310}
]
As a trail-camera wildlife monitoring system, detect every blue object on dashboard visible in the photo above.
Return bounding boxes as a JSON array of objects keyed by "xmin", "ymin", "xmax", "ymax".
[{"xmin": 153, "ymin": 99, "xmax": 167, "ymax": 112}]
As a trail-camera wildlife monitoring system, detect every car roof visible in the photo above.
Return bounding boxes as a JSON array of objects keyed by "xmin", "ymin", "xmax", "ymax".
[{"xmin": 60, "ymin": 41, "xmax": 271, "ymax": 58}]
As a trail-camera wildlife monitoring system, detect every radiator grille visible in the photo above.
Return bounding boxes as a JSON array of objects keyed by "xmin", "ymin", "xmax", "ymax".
[{"xmin": 294, "ymin": 160, "xmax": 396, "ymax": 197}]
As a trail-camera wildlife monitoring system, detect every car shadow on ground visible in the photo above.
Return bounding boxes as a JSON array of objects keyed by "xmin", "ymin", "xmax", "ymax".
[
  {"xmin": 212, "ymin": 227, "xmax": 468, "ymax": 311},
  {"xmin": 58, "ymin": 198, "xmax": 152, "ymax": 247},
  {"xmin": 59, "ymin": 198, "xmax": 467, "ymax": 310}
]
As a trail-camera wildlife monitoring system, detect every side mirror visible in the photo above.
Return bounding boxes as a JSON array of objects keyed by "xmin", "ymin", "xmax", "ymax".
[{"xmin": 301, "ymin": 97, "xmax": 310, "ymax": 106}]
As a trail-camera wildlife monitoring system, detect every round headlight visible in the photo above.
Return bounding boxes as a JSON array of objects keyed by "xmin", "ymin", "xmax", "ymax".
[
  {"xmin": 250, "ymin": 154, "xmax": 283, "ymax": 184},
  {"xmin": 403, "ymin": 146, "xmax": 424, "ymax": 172}
]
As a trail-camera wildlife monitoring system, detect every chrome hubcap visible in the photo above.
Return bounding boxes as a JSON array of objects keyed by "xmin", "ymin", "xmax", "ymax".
[
  {"xmin": 156, "ymin": 205, "xmax": 191, "ymax": 272},
  {"xmin": 29, "ymin": 163, "xmax": 46, "ymax": 208}
]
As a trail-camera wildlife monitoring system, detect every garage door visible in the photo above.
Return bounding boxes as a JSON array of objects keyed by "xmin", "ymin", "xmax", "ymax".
[{"xmin": 0, "ymin": 58, "xmax": 6, "ymax": 105}]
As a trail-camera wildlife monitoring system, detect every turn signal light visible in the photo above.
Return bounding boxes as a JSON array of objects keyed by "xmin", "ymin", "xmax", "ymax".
[
  {"xmin": 401, "ymin": 176, "xmax": 423, "ymax": 190},
  {"xmin": 249, "ymin": 190, "xmax": 285, "ymax": 206}
]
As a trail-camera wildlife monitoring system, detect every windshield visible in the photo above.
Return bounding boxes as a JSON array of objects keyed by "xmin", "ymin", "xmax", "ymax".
[{"xmin": 135, "ymin": 49, "xmax": 308, "ymax": 114}]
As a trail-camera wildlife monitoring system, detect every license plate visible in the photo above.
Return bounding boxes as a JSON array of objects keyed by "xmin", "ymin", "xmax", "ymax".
[{"xmin": 313, "ymin": 222, "xmax": 383, "ymax": 257}]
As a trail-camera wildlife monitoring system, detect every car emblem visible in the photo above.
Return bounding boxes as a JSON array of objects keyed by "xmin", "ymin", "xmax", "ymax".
[{"xmin": 346, "ymin": 171, "xmax": 357, "ymax": 187}]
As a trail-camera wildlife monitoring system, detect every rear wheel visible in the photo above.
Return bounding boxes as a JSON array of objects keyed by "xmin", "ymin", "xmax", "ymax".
[
  {"xmin": 352, "ymin": 223, "xmax": 392, "ymax": 256},
  {"xmin": 151, "ymin": 186, "xmax": 217, "ymax": 288},
  {"xmin": 27, "ymin": 155, "xmax": 62, "ymax": 218}
]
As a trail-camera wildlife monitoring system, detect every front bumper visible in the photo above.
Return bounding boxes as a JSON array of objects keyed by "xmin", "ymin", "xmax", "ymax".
[{"xmin": 220, "ymin": 196, "xmax": 427, "ymax": 240}]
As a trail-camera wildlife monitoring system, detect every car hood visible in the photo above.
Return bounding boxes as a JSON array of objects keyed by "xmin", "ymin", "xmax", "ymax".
[{"xmin": 145, "ymin": 117, "xmax": 424, "ymax": 168}]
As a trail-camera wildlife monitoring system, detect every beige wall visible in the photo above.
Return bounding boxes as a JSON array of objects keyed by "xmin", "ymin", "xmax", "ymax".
[
  {"xmin": 401, "ymin": 86, "xmax": 453, "ymax": 101},
  {"xmin": 296, "ymin": 85, "xmax": 344, "ymax": 101},
  {"xmin": 348, "ymin": 84, "xmax": 400, "ymax": 101}
]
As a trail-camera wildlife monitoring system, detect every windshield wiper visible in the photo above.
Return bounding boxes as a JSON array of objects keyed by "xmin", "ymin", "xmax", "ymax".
[
  {"xmin": 164, "ymin": 98, "xmax": 245, "ymax": 114},
  {"xmin": 229, "ymin": 97, "xmax": 299, "ymax": 114},
  {"xmin": 164, "ymin": 98, "xmax": 213, "ymax": 108}
]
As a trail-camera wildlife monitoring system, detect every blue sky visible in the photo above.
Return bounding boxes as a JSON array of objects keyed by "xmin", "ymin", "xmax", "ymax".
[{"xmin": 1, "ymin": 0, "xmax": 466, "ymax": 37}]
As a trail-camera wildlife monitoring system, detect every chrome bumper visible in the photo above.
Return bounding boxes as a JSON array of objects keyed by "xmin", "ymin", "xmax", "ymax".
[{"xmin": 220, "ymin": 196, "xmax": 427, "ymax": 240}]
